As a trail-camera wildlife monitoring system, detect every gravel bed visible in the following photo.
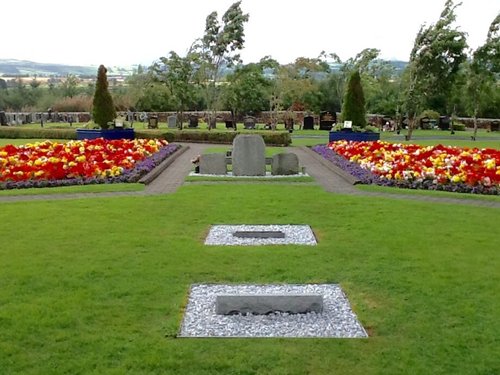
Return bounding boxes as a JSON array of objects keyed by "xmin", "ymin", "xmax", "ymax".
[
  {"xmin": 204, "ymin": 225, "xmax": 317, "ymax": 246},
  {"xmin": 179, "ymin": 284, "xmax": 368, "ymax": 338}
]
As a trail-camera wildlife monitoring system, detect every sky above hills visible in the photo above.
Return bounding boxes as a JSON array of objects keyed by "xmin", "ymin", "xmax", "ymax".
[{"xmin": 3, "ymin": 0, "xmax": 498, "ymax": 67}]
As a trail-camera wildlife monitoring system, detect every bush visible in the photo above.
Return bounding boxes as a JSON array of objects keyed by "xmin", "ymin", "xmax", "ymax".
[
  {"xmin": 0, "ymin": 127, "xmax": 76, "ymax": 139},
  {"xmin": 134, "ymin": 130, "xmax": 291, "ymax": 146},
  {"xmin": 341, "ymin": 70, "xmax": 366, "ymax": 128},
  {"xmin": 92, "ymin": 65, "xmax": 116, "ymax": 129},
  {"xmin": 52, "ymin": 95, "xmax": 92, "ymax": 112},
  {"xmin": 452, "ymin": 123, "xmax": 466, "ymax": 131}
]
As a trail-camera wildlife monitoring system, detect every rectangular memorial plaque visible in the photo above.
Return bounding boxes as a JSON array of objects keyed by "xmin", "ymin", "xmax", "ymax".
[
  {"xmin": 233, "ymin": 231, "xmax": 285, "ymax": 239},
  {"xmin": 215, "ymin": 294, "xmax": 324, "ymax": 315}
]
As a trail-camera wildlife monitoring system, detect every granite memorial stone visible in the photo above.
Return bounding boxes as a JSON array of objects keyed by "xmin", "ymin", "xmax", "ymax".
[
  {"xmin": 200, "ymin": 153, "xmax": 227, "ymax": 175},
  {"xmin": 271, "ymin": 153, "xmax": 299, "ymax": 175},
  {"xmin": 303, "ymin": 115, "xmax": 314, "ymax": 130},
  {"xmin": 168, "ymin": 115, "xmax": 177, "ymax": 128},
  {"xmin": 232, "ymin": 134, "xmax": 266, "ymax": 176}
]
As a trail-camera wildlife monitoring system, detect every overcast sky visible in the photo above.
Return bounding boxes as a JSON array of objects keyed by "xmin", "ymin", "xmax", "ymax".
[{"xmin": 2, "ymin": 0, "xmax": 499, "ymax": 67}]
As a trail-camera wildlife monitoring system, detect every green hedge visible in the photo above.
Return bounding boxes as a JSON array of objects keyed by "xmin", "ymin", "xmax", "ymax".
[
  {"xmin": 0, "ymin": 127, "xmax": 77, "ymax": 139},
  {"xmin": 0, "ymin": 127, "xmax": 292, "ymax": 146},
  {"xmin": 452, "ymin": 123, "xmax": 466, "ymax": 131}
]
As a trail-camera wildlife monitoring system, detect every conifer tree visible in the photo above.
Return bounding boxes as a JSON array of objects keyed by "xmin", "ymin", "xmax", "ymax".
[
  {"xmin": 341, "ymin": 70, "xmax": 366, "ymax": 127},
  {"xmin": 92, "ymin": 65, "xmax": 116, "ymax": 129}
]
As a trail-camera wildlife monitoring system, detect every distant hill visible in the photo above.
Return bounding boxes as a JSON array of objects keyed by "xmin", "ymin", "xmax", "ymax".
[{"xmin": 0, "ymin": 59, "xmax": 137, "ymax": 77}]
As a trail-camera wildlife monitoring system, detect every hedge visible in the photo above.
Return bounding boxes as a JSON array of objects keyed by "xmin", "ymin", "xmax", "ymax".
[{"xmin": 0, "ymin": 128, "xmax": 291, "ymax": 146}]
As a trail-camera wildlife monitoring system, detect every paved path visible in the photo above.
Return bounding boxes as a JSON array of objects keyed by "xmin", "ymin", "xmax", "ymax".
[{"xmin": 1, "ymin": 142, "xmax": 499, "ymax": 208}]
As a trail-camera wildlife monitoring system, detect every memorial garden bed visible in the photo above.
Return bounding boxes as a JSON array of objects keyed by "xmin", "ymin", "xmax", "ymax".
[
  {"xmin": 313, "ymin": 140, "xmax": 500, "ymax": 195},
  {"xmin": 0, "ymin": 138, "xmax": 179, "ymax": 190}
]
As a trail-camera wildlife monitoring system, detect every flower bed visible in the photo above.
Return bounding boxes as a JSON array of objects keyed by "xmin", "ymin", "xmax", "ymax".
[
  {"xmin": 313, "ymin": 141, "xmax": 500, "ymax": 195},
  {"xmin": 0, "ymin": 138, "xmax": 179, "ymax": 190}
]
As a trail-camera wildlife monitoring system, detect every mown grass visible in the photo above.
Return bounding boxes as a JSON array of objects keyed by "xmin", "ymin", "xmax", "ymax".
[
  {"xmin": 0, "ymin": 183, "xmax": 144, "ymax": 196},
  {"xmin": 357, "ymin": 184, "xmax": 500, "ymax": 202},
  {"xmin": 0, "ymin": 184, "xmax": 498, "ymax": 374}
]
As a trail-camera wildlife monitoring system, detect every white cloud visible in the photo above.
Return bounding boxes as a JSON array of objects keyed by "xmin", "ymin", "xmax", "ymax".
[{"xmin": 2, "ymin": 0, "xmax": 498, "ymax": 66}]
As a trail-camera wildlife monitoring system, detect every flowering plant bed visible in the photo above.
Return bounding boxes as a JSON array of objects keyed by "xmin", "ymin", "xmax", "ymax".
[
  {"xmin": 313, "ymin": 141, "xmax": 500, "ymax": 195},
  {"xmin": 0, "ymin": 138, "xmax": 179, "ymax": 190}
]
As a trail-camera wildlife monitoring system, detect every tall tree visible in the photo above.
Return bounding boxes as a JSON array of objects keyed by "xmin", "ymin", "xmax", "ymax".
[
  {"xmin": 466, "ymin": 13, "xmax": 500, "ymax": 139},
  {"xmin": 404, "ymin": 0, "xmax": 467, "ymax": 140},
  {"xmin": 151, "ymin": 49, "xmax": 200, "ymax": 128},
  {"xmin": 92, "ymin": 65, "xmax": 116, "ymax": 129},
  {"xmin": 195, "ymin": 1, "xmax": 249, "ymax": 129},
  {"xmin": 223, "ymin": 61, "xmax": 271, "ymax": 121}
]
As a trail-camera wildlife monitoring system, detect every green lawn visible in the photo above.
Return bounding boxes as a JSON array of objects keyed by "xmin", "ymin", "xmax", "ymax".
[
  {"xmin": 0, "ymin": 184, "xmax": 498, "ymax": 374},
  {"xmin": 0, "ymin": 183, "xmax": 144, "ymax": 196}
]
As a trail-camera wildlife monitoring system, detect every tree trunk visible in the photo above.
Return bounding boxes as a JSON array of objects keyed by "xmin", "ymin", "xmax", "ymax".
[
  {"xmin": 406, "ymin": 116, "xmax": 415, "ymax": 141},
  {"xmin": 472, "ymin": 110, "xmax": 478, "ymax": 141}
]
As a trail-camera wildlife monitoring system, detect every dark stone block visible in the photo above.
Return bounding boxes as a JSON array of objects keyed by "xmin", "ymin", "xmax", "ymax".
[{"xmin": 233, "ymin": 231, "xmax": 285, "ymax": 239}]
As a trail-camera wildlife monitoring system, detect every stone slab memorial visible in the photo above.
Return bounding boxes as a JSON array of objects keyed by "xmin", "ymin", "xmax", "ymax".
[
  {"xmin": 215, "ymin": 294, "xmax": 323, "ymax": 315},
  {"xmin": 319, "ymin": 111, "xmax": 336, "ymax": 130},
  {"xmin": 303, "ymin": 115, "xmax": 314, "ymax": 130},
  {"xmin": 271, "ymin": 153, "xmax": 299, "ymax": 175},
  {"xmin": 179, "ymin": 284, "xmax": 368, "ymax": 338},
  {"xmin": 188, "ymin": 115, "xmax": 199, "ymax": 128},
  {"xmin": 167, "ymin": 115, "xmax": 177, "ymax": 128},
  {"xmin": 232, "ymin": 134, "xmax": 266, "ymax": 176},
  {"xmin": 243, "ymin": 116, "xmax": 256, "ymax": 129},
  {"xmin": 200, "ymin": 153, "xmax": 227, "ymax": 175}
]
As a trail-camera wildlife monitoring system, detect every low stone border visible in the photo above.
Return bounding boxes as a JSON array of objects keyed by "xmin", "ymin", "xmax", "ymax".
[
  {"xmin": 179, "ymin": 284, "xmax": 368, "ymax": 338},
  {"xmin": 139, "ymin": 144, "xmax": 187, "ymax": 184},
  {"xmin": 204, "ymin": 225, "xmax": 317, "ymax": 246}
]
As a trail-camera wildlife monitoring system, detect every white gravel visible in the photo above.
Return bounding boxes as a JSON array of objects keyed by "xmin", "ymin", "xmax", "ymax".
[
  {"xmin": 204, "ymin": 224, "xmax": 317, "ymax": 246},
  {"xmin": 179, "ymin": 284, "xmax": 368, "ymax": 338}
]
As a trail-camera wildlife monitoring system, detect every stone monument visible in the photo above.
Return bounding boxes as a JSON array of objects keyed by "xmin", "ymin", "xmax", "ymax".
[{"xmin": 232, "ymin": 134, "xmax": 266, "ymax": 176}]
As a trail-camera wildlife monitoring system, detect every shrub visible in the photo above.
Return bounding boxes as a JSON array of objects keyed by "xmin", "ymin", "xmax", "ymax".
[
  {"xmin": 341, "ymin": 70, "xmax": 366, "ymax": 128},
  {"xmin": 452, "ymin": 123, "xmax": 466, "ymax": 131},
  {"xmin": 52, "ymin": 95, "xmax": 92, "ymax": 112},
  {"xmin": 92, "ymin": 65, "xmax": 116, "ymax": 129}
]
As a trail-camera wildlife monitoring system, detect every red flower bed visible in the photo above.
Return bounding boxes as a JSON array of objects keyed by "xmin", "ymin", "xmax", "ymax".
[
  {"xmin": 328, "ymin": 140, "xmax": 500, "ymax": 189},
  {"xmin": 0, "ymin": 138, "xmax": 168, "ymax": 183}
]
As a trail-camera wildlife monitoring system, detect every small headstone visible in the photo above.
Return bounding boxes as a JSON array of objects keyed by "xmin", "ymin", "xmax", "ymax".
[
  {"xmin": 319, "ymin": 111, "xmax": 336, "ymax": 130},
  {"xmin": 243, "ymin": 116, "xmax": 256, "ymax": 129},
  {"xmin": 167, "ymin": 115, "xmax": 177, "ymax": 128},
  {"xmin": 303, "ymin": 115, "xmax": 314, "ymax": 130},
  {"xmin": 148, "ymin": 115, "xmax": 158, "ymax": 129},
  {"xmin": 225, "ymin": 120, "xmax": 234, "ymax": 129},
  {"xmin": 215, "ymin": 295, "xmax": 324, "ymax": 315},
  {"xmin": 271, "ymin": 153, "xmax": 299, "ymax": 175},
  {"xmin": 232, "ymin": 134, "xmax": 266, "ymax": 176},
  {"xmin": 491, "ymin": 120, "xmax": 499, "ymax": 132},
  {"xmin": 189, "ymin": 115, "xmax": 199, "ymax": 128},
  {"xmin": 199, "ymin": 153, "xmax": 227, "ymax": 175},
  {"xmin": 0, "ymin": 111, "xmax": 7, "ymax": 126}
]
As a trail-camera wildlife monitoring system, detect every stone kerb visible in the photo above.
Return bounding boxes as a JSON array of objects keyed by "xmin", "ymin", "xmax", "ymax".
[
  {"xmin": 232, "ymin": 134, "xmax": 266, "ymax": 176},
  {"xmin": 200, "ymin": 153, "xmax": 227, "ymax": 175},
  {"xmin": 271, "ymin": 153, "xmax": 299, "ymax": 175}
]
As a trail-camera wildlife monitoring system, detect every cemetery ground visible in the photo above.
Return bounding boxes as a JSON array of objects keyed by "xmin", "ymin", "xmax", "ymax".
[
  {"xmin": 0, "ymin": 184, "xmax": 498, "ymax": 374},
  {"xmin": 0, "ymin": 129, "xmax": 499, "ymax": 373}
]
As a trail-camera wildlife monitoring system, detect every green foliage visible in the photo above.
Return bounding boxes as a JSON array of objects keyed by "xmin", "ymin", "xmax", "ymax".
[
  {"xmin": 92, "ymin": 65, "xmax": 116, "ymax": 129},
  {"xmin": 223, "ymin": 62, "xmax": 271, "ymax": 116},
  {"xmin": 195, "ymin": 1, "xmax": 249, "ymax": 126},
  {"xmin": 0, "ymin": 127, "xmax": 76, "ymax": 139},
  {"xmin": 341, "ymin": 70, "xmax": 366, "ymax": 127},
  {"xmin": 405, "ymin": 0, "xmax": 467, "ymax": 116},
  {"xmin": 419, "ymin": 109, "xmax": 440, "ymax": 120},
  {"xmin": 51, "ymin": 95, "xmax": 92, "ymax": 112},
  {"xmin": 151, "ymin": 51, "xmax": 201, "ymax": 125}
]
